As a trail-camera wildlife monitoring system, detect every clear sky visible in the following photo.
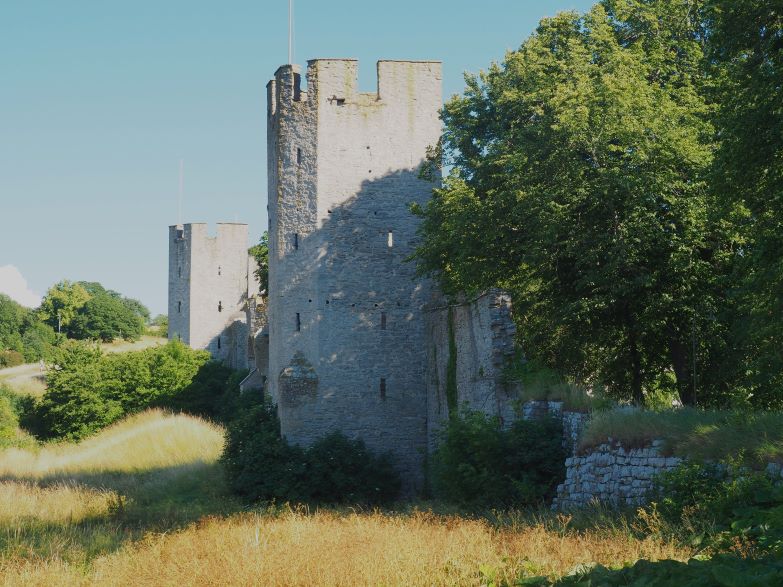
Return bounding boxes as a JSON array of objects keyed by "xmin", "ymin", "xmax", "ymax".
[{"xmin": 0, "ymin": 0, "xmax": 594, "ymax": 316}]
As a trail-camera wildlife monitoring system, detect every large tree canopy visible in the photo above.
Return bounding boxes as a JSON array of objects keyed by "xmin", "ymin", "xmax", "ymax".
[{"xmin": 413, "ymin": 1, "xmax": 724, "ymax": 405}]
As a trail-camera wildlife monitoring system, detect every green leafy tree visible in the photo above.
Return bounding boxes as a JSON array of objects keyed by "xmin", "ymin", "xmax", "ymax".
[
  {"xmin": 248, "ymin": 232, "xmax": 269, "ymax": 293},
  {"xmin": 68, "ymin": 294, "xmax": 144, "ymax": 342},
  {"xmin": 0, "ymin": 294, "xmax": 27, "ymax": 352},
  {"xmin": 413, "ymin": 1, "xmax": 721, "ymax": 405},
  {"xmin": 708, "ymin": 0, "xmax": 783, "ymax": 406},
  {"xmin": 38, "ymin": 280, "xmax": 91, "ymax": 333},
  {"xmin": 34, "ymin": 340, "xmax": 212, "ymax": 440}
]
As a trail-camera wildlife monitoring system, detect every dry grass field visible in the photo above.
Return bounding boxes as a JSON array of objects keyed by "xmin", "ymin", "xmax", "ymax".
[{"xmin": 0, "ymin": 409, "xmax": 692, "ymax": 586}]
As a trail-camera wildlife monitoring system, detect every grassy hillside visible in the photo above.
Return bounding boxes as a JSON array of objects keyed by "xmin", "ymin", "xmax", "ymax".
[{"xmin": 0, "ymin": 409, "xmax": 692, "ymax": 586}]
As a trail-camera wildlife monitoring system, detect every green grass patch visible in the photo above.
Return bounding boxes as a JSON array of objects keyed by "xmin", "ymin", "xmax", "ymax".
[
  {"xmin": 580, "ymin": 408, "xmax": 783, "ymax": 468},
  {"xmin": 506, "ymin": 360, "xmax": 611, "ymax": 413}
]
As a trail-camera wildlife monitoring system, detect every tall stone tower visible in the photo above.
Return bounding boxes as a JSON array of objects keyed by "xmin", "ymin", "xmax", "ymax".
[
  {"xmin": 168, "ymin": 222, "xmax": 258, "ymax": 370},
  {"xmin": 266, "ymin": 59, "xmax": 442, "ymax": 490}
]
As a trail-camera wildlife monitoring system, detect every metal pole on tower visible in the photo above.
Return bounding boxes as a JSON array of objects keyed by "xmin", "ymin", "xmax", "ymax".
[
  {"xmin": 178, "ymin": 159, "xmax": 184, "ymax": 225},
  {"xmin": 288, "ymin": 0, "xmax": 293, "ymax": 64}
]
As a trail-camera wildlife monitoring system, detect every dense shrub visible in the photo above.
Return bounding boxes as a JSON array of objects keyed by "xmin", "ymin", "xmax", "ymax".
[
  {"xmin": 158, "ymin": 361, "xmax": 246, "ymax": 423},
  {"xmin": 431, "ymin": 409, "xmax": 566, "ymax": 507},
  {"xmin": 222, "ymin": 394, "xmax": 401, "ymax": 505},
  {"xmin": 68, "ymin": 293, "xmax": 144, "ymax": 342},
  {"xmin": 30, "ymin": 340, "xmax": 214, "ymax": 440},
  {"xmin": 0, "ymin": 350, "xmax": 25, "ymax": 368},
  {"xmin": 652, "ymin": 462, "xmax": 783, "ymax": 558},
  {"xmin": 527, "ymin": 556, "xmax": 783, "ymax": 586},
  {"xmin": 0, "ymin": 386, "xmax": 20, "ymax": 443}
]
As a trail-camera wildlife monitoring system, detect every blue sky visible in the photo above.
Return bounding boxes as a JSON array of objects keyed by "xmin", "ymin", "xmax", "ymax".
[{"xmin": 0, "ymin": 0, "xmax": 594, "ymax": 315}]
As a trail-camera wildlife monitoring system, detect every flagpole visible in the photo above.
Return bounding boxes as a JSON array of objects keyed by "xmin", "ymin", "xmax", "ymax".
[{"xmin": 288, "ymin": 0, "xmax": 293, "ymax": 64}]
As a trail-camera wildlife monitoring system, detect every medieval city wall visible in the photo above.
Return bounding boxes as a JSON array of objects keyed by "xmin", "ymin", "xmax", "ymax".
[
  {"xmin": 425, "ymin": 290, "xmax": 521, "ymax": 448},
  {"xmin": 266, "ymin": 59, "xmax": 442, "ymax": 491},
  {"xmin": 168, "ymin": 222, "xmax": 256, "ymax": 370}
]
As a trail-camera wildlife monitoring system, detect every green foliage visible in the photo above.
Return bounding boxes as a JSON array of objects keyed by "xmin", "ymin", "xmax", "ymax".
[
  {"xmin": 0, "ymin": 294, "xmax": 57, "ymax": 362},
  {"xmin": 248, "ymin": 232, "xmax": 269, "ymax": 293},
  {"xmin": 30, "ymin": 340, "xmax": 212, "ymax": 440},
  {"xmin": 0, "ymin": 385, "xmax": 20, "ymax": 444},
  {"xmin": 158, "ymin": 361, "xmax": 247, "ymax": 423},
  {"xmin": 707, "ymin": 1, "xmax": 783, "ymax": 406},
  {"xmin": 508, "ymin": 360, "xmax": 612, "ymax": 412},
  {"xmin": 528, "ymin": 556, "xmax": 783, "ymax": 586},
  {"xmin": 38, "ymin": 280, "xmax": 91, "ymax": 331},
  {"xmin": 413, "ymin": 0, "xmax": 783, "ymax": 410},
  {"xmin": 222, "ymin": 394, "xmax": 401, "ymax": 506},
  {"xmin": 150, "ymin": 314, "xmax": 168, "ymax": 336},
  {"xmin": 0, "ymin": 350, "xmax": 25, "ymax": 368},
  {"xmin": 581, "ymin": 408, "xmax": 783, "ymax": 468},
  {"xmin": 69, "ymin": 293, "xmax": 144, "ymax": 342},
  {"xmin": 652, "ymin": 462, "xmax": 783, "ymax": 558},
  {"xmin": 431, "ymin": 409, "xmax": 566, "ymax": 507}
]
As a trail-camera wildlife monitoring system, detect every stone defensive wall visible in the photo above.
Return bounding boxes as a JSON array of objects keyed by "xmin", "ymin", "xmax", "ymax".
[{"xmin": 425, "ymin": 289, "xmax": 520, "ymax": 447}]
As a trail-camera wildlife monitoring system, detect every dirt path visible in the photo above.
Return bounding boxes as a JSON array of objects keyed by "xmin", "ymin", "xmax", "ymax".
[{"xmin": 0, "ymin": 336, "xmax": 166, "ymax": 396}]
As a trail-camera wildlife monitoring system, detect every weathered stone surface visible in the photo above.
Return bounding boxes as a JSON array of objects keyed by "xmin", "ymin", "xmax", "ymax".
[
  {"xmin": 266, "ymin": 59, "xmax": 442, "ymax": 492},
  {"xmin": 426, "ymin": 290, "xmax": 521, "ymax": 448},
  {"xmin": 552, "ymin": 442, "xmax": 683, "ymax": 510},
  {"xmin": 168, "ymin": 223, "xmax": 260, "ymax": 370}
]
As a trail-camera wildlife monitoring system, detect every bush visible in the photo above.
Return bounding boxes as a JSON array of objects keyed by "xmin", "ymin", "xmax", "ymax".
[
  {"xmin": 222, "ymin": 394, "xmax": 401, "ymax": 506},
  {"xmin": 31, "ymin": 340, "xmax": 214, "ymax": 440},
  {"xmin": 530, "ymin": 556, "xmax": 783, "ymax": 586},
  {"xmin": 651, "ymin": 462, "xmax": 783, "ymax": 558},
  {"xmin": 0, "ymin": 350, "xmax": 24, "ymax": 368},
  {"xmin": 431, "ymin": 409, "xmax": 566, "ymax": 507},
  {"xmin": 158, "ymin": 361, "xmax": 246, "ymax": 423}
]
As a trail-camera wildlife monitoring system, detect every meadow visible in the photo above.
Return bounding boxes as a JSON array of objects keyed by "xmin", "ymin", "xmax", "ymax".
[{"xmin": 0, "ymin": 409, "xmax": 692, "ymax": 586}]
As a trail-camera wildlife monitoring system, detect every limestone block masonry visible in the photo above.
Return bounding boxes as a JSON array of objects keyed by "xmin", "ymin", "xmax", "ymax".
[
  {"xmin": 553, "ymin": 441, "xmax": 682, "ymax": 510},
  {"xmin": 426, "ymin": 290, "xmax": 522, "ymax": 448},
  {"xmin": 168, "ymin": 223, "xmax": 260, "ymax": 370},
  {"xmin": 266, "ymin": 59, "xmax": 442, "ymax": 492}
]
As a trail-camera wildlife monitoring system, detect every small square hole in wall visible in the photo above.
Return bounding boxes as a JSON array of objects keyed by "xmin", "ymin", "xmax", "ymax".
[
  {"xmin": 336, "ymin": 98, "xmax": 345, "ymax": 106},
  {"xmin": 218, "ymin": 265, "xmax": 221, "ymax": 276},
  {"xmin": 380, "ymin": 378, "xmax": 387, "ymax": 400},
  {"xmin": 218, "ymin": 301, "xmax": 223, "ymax": 313}
]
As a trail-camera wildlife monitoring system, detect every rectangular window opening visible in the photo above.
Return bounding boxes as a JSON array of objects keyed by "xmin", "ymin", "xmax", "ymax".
[
  {"xmin": 294, "ymin": 233, "xmax": 299, "ymax": 250},
  {"xmin": 380, "ymin": 378, "xmax": 387, "ymax": 400},
  {"xmin": 297, "ymin": 147, "xmax": 302, "ymax": 165},
  {"xmin": 177, "ymin": 301, "xmax": 182, "ymax": 313},
  {"xmin": 217, "ymin": 338, "xmax": 221, "ymax": 350},
  {"xmin": 387, "ymin": 230, "xmax": 393, "ymax": 248},
  {"xmin": 295, "ymin": 313, "xmax": 301, "ymax": 332},
  {"xmin": 381, "ymin": 312, "xmax": 387, "ymax": 330}
]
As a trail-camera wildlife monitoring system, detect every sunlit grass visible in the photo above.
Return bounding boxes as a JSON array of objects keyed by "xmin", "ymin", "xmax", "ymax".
[
  {"xmin": 0, "ymin": 409, "xmax": 694, "ymax": 585},
  {"xmin": 581, "ymin": 408, "xmax": 783, "ymax": 467}
]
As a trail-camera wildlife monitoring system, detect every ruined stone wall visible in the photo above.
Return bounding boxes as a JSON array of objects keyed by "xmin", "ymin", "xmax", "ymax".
[
  {"xmin": 167, "ymin": 222, "xmax": 256, "ymax": 370},
  {"xmin": 266, "ymin": 59, "xmax": 442, "ymax": 491},
  {"xmin": 425, "ymin": 290, "xmax": 520, "ymax": 448},
  {"xmin": 553, "ymin": 441, "xmax": 682, "ymax": 510}
]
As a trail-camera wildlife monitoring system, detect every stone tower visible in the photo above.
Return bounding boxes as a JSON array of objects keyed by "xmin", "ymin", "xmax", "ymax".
[
  {"xmin": 168, "ymin": 222, "xmax": 258, "ymax": 370},
  {"xmin": 266, "ymin": 59, "xmax": 442, "ymax": 490}
]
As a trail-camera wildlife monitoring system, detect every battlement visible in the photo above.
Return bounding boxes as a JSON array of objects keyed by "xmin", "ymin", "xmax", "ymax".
[
  {"xmin": 267, "ymin": 58, "xmax": 442, "ymax": 115},
  {"xmin": 169, "ymin": 222, "xmax": 249, "ymax": 243}
]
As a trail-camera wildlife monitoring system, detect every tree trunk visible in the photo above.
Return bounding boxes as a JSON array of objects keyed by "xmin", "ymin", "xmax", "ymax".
[
  {"xmin": 669, "ymin": 337, "xmax": 694, "ymax": 406},
  {"xmin": 626, "ymin": 312, "xmax": 644, "ymax": 405}
]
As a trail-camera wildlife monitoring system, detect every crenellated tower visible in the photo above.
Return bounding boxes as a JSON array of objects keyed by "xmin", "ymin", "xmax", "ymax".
[
  {"xmin": 266, "ymin": 59, "xmax": 442, "ymax": 491},
  {"xmin": 168, "ymin": 222, "xmax": 259, "ymax": 370}
]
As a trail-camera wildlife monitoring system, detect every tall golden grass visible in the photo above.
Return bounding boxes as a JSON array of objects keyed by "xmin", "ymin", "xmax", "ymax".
[
  {"xmin": 0, "ymin": 409, "xmax": 224, "ymax": 479},
  {"xmin": 1, "ymin": 508, "xmax": 690, "ymax": 587},
  {"xmin": 0, "ymin": 410, "xmax": 693, "ymax": 586}
]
